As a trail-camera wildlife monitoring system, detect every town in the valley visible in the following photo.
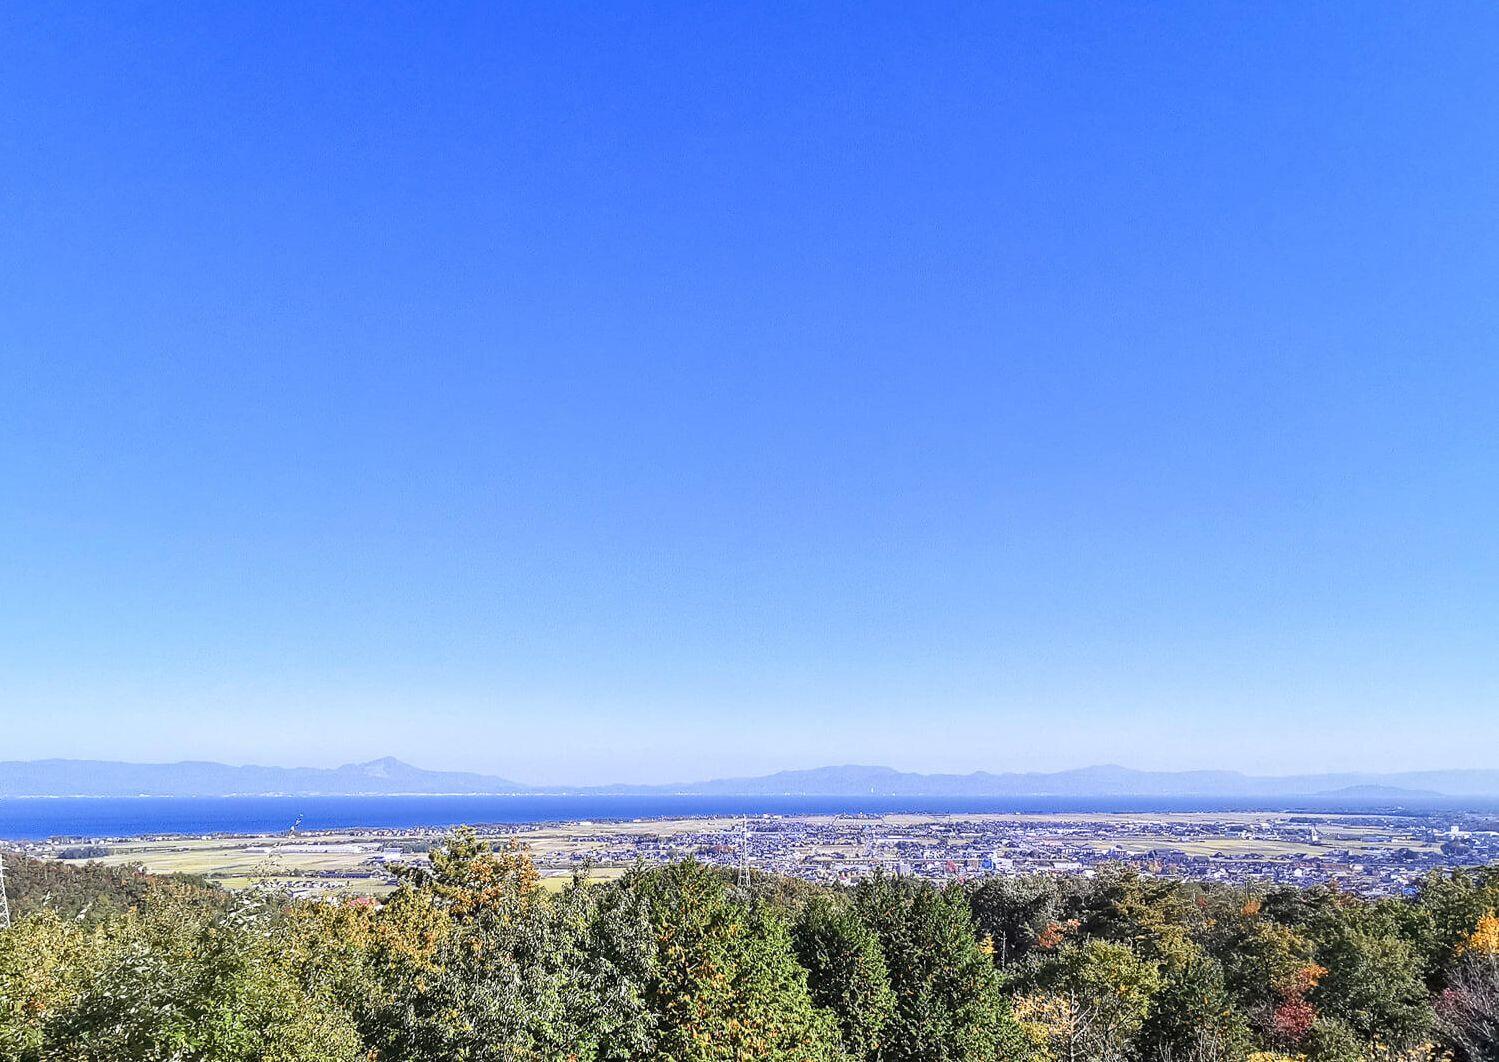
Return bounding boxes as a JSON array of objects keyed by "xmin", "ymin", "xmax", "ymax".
[{"xmin": 11, "ymin": 808, "xmax": 1499, "ymax": 901}]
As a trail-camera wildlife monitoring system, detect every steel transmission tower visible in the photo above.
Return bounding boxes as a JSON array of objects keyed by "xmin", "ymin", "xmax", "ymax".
[
  {"xmin": 0, "ymin": 850, "xmax": 11, "ymax": 931},
  {"xmin": 737, "ymin": 817, "xmax": 749, "ymax": 888}
]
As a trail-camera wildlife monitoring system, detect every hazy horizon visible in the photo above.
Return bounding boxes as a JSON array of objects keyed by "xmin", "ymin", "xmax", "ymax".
[
  {"xmin": 8, "ymin": 753, "xmax": 1499, "ymax": 792},
  {"xmin": 5, "ymin": 5, "xmax": 1498, "ymax": 786}
]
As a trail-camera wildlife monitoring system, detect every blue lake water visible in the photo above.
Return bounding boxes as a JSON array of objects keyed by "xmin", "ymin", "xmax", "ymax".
[{"xmin": 0, "ymin": 793, "xmax": 1489, "ymax": 840}]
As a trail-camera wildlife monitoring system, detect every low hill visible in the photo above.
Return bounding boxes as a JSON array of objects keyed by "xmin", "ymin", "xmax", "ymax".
[{"xmin": 1, "ymin": 852, "xmax": 227, "ymax": 922}]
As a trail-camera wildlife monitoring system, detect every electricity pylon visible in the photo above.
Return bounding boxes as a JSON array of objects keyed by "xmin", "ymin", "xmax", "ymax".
[
  {"xmin": 0, "ymin": 850, "xmax": 11, "ymax": 931},
  {"xmin": 737, "ymin": 817, "xmax": 749, "ymax": 888}
]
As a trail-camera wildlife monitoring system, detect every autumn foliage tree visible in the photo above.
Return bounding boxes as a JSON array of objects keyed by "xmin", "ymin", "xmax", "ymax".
[{"xmin": 5, "ymin": 842, "xmax": 1499, "ymax": 1060}]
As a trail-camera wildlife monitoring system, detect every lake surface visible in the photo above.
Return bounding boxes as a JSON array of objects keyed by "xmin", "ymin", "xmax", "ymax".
[{"xmin": 0, "ymin": 793, "xmax": 1489, "ymax": 840}]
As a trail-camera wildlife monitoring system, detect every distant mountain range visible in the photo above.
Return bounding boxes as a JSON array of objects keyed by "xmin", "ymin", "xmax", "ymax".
[
  {"xmin": 0, "ymin": 757, "xmax": 526, "ymax": 798},
  {"xmin": 2, "ymin": 758, "xmax": 1499, "ymax": 799},
  {"xmin": 581, "ymin": 764, "xmax": 1499, "ymax": 799}
]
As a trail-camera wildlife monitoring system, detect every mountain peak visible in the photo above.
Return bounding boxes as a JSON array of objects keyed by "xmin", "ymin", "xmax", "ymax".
[{"xmin": 352, "ymin": 757, "xmax": 415, "ymax": 777}]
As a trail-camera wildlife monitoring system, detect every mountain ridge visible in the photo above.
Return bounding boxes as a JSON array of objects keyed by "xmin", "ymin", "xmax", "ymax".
[
  {"xmin": 2, "ymin": 758, "xmax": 1498, "ymax": 798},
  {"xmin": 0, "ymin": 758, "xmax": 528, "ymax": 798}
]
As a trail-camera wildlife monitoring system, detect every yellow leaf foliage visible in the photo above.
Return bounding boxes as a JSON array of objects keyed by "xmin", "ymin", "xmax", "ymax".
[{"xmin": 1459, "ymin": 911, "xmax": 1499, "ymax": 956}]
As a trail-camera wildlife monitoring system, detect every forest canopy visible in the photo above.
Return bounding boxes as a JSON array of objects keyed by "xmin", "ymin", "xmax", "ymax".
[{"xmin": 2, "ymin": 833, "xmax": 1498, "ymax": 1060}]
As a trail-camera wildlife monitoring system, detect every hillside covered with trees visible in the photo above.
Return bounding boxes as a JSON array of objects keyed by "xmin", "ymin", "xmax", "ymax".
[{"xmin": 2, "ymin": 833, "xmax": 1498, "ymax": 1060}]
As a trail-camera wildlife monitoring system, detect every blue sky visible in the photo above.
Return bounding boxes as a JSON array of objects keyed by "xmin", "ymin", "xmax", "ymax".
[{"xmin": 3, "ymin": 3, "xmax": 1497, "ymax": 784}]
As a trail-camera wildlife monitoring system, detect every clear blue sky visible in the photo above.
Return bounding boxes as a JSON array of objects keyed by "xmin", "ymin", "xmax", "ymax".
[{"xmin": 3, "ymin": 4, "xmax": 1497, "ymax": 784}]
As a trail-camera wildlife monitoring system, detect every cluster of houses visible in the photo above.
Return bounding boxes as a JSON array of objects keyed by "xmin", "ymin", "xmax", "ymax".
[
  {"xmin": 21, "ymin": 811, "xmax": 1499, "ymax": 901},
  {"xmin": 524, "ymin": 812, "xmax": 1499, "ymax": 897}
]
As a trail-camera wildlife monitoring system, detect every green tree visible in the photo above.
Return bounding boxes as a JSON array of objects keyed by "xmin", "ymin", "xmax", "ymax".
[
  {"xmin": 1, "ymin": 851, "xmax": 226, "ymax": 924},
  {"xmin": 629, "ymin": 859, "xmax": 843, "ymax": 1061},
  {"xmin": 1018, "ymin": 938, "xmax": 1162, "ymax": 1062},
  {"xmin": 1300, "ymin": 1017, "xmax": 1364, "ymax": 1062},
  {"xmin": 286, "ymin": 881, "xmax": 457, "ymax": 1060},
  {"xmin": 408, "ymin": 825, "xmax": 543, "ymax": 922},
  {"xmin": 1203, "ymin": 900, "xmax": 1316, "ymax": 1022},
  {"xmin": 52, "ymin": 896, "xmax": 363, "ymax": 1061},
  {"xmin": 1412, "ymin": 868, "xmax": 1499, "ymax": 985},
  {"xmin": 792, "ymin": 895, "xmax": 895, "ymax": 1058},
  {"xmin": 966, "ymin": 875, "xmax": 1061, "ymax": 968},
  {"xmin": 1311, "ymin": 917, "xmax": 1435, "ymax": 1053},
  {"xmin": 1136, "ymin": 952, "xmax": 1250, "ymax": 1062},
  {"xmin": 308, "ymin": 831, "xmax": 658, "ymax": 1061},
  {"xmin": 1070, "ymin": 865, "xmax": 1202, "ymax": 971},
  {"xmin": 0, "ymin": 909, "xmax": 99, "ymax": 1060},
  {"xmin": 853, "ymin": 873, "xmax": 1021, "ymax": 1060}
]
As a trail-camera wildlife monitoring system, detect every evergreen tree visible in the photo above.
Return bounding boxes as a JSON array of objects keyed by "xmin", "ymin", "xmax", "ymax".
[
  {"xmin": 630, "ymin": 859, "xmax": 844, "ymax": 1061},
  {"xmin": 1137, "ymin": 952, "xmax": 1251, "ymax": 1062},
  {"xmin": 853, "ymin": 873, "xmax": 1022, "ymax": 1060},
  {"xmin": 1311, "ymin": 916, "xmax": 1435, "ymax": 1053},
  {"xmin": 793, "ymin": 895, "xmax": 896, "ymax": 1058}
]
